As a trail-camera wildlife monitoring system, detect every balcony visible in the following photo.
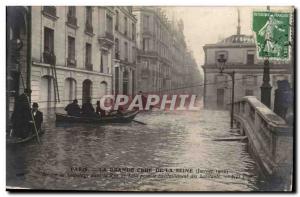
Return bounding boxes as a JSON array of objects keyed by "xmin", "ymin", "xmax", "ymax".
[
  {"xmin": 43, "ymin": 51, "xmax": 56, "ymax": 65},
  {"xmin": 85, "ymin": 63, "xmax": 93, "ymax": 71},
  {"xmin": 66, "ymin": 15, "xmax": 78, "ymax": 28},
  {"xmin": 85, "ymin": 23, "xmax": 94, "ymax": 36},
  {"xmin": 67, "ymin": 57, "xmax": 77, "ymax": 67},
  {"xmin": 98, "ymin": 32, "xmax": 114, "ymax": 48},
  {"xmin": 42, "ymin": 6, "xmax": 58, "ymax": 21},
  {"xmin": 139, "ymin": 50, "xmax": 158, "ymax": 57}
]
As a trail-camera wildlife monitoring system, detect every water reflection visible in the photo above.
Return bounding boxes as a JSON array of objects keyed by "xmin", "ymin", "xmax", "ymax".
[{"xmin": 7, "ymin": 109, "xmax": 270, "ymax": 191}]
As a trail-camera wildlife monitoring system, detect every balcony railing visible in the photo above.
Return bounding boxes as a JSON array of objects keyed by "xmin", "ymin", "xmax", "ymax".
[
  {"xmin": 98, "ymin": 32, "xmax": 114, "ymax": 48},
  {"xmin": 67, "ymin": 57, "xmax": 77, "ymax": 67},
  {"xmin": 67, "ymin": 15, "xmax": 77, "ymax": 28},
  {"xmin": 85, "ymin": 23, "xmax": 93, "ymax": 35},
  {"xmin": 105, "ymin": 31, "xmax": 114, "ymax": 41},
  {"xmin": 85, "ymin": 63, "xmax": 93, "ymax": 71},
  {"xmin": 42, "ymin": 6, "xmax": 57, "ymax": 18},
  {"xmin": 43, "ymin": 51, "xmax": 56, "ymax": 65}
]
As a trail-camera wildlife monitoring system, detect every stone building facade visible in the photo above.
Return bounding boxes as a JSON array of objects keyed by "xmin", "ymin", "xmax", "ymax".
[
  {"xmin": 31, "ymin": 6, "xmax": 114, "ymax": 109},
  {"xmin": 113, "ymin": 7, "xmax": 137, "ymax": 96},
  {"xmin": 133, "ymin": 7, "xmax": 172, "ymax": 94},
  {"xmin": 132, "ymin": 7, "xmax": 202, "ymax": 95},
  {"xmin": 202, "ymin": 34, "xmax": 292, "ymax": 110}
]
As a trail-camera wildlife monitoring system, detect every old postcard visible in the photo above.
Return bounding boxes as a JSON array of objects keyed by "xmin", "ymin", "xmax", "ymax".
[{"xmin": 6, "ymin": 6, "xmax": 294, "ymax": 192}]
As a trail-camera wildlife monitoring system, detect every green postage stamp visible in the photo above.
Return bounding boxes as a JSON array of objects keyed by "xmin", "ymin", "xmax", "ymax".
[{"xmin": 252, "ymin": 11, "xmax": 291, "ymax": 60}]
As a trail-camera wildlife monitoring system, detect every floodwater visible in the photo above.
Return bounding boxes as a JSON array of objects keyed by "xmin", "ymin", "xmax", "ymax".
[{"xmin": 6, "ymin": 107, "xmax": 278, "ymax": 191}]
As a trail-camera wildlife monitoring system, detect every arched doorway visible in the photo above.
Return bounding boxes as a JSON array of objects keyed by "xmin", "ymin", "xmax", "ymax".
[
  {"xmin": 65, "ymin": 78, "xmax": 77, "ymax": 105},
  {"xmin": 100, "ymin": 81, "xmax": 108, "ymax": 97},
  {"xmin": 82, "ymin": 79, "xmax": 92, "ymax": 104},
  {"xmin": 40, "ymin": 75, "xmax": 55, "ymax": 109}
]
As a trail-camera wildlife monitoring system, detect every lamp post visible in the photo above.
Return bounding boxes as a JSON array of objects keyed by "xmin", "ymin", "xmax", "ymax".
[
  {"xmin": 217, "ymin": 54, "xmax": 235, "ymax": 129},
  {"xmin": 260, "ymin": 58, "xmax": 272, "ymax": 108}
]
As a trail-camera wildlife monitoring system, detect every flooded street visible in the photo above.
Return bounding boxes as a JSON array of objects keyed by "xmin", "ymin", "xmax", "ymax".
[{"xmin": 7, "ymin": 108, "xmax": 272, "ymax": 191}]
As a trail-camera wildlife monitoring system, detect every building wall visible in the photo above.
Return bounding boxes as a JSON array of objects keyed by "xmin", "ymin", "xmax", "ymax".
[
  {"xmin": 31, "ymin": 6, "xmax": 113, "ymax": 108},
  {"xmin": 134, "ymin": 7, "xmax": 194, "ymax": 95},
  {"xmin": 203, "ymin": 43, "xmax": 292, "ymax": 110},
  {"xmin": 113, "ymin": 6, "xmax": 137, "ymax": 96}
]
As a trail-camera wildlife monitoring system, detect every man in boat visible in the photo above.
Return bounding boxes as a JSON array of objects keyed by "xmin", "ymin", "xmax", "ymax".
[
  {"xmin": 65, "ymin": 99, "xmax": 81, "ymax": 117},
  {"xmin": 11, "ymin": 88, "xmax": 32, "ymax": 138},
  {"xmin": 81, "ymin": 97, "xmax": 96, "ymax": 117},
  {"xmin": 96, "ymin": 100, "xmax": 106, "ymax": 118},
  {"xmin": 30, "ymin": 102, "xmax": 43, "ymax": 132}
]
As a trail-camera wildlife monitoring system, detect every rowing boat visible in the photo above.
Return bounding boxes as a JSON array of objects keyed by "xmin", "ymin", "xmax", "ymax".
[
  {"xmin": 55, "ymin": 110, "xmax": 139, "ymax": 124},
  {"xmin": 6, "ymin": 129, "xmax": 43, "ymax": 145}
]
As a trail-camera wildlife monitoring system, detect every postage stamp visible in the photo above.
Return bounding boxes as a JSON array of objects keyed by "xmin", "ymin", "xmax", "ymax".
[{"xmin": 252, "ymin": 11, "xmax": 291, "ymax": 60}]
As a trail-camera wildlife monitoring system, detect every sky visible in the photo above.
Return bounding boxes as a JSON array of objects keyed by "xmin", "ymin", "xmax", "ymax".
[{"xmin": 163, "ymin": 6, "xmax": 293, "ymax": 73}]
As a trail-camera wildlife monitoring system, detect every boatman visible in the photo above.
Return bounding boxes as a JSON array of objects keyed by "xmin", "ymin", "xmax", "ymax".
[
  {"xmin": 81, "ymin": 97, "xmax": 96, "ymax": 117},
  {"xmin": 11, "ymin": 88, "xmax": 32, "ymax": 138},
  {"xmin": 30, "ymin": 102, "xmax": 43, "ymax": 132},
  {"xmin": 65, "ymin": 99, "xmax": 81, "ymax": 117}
]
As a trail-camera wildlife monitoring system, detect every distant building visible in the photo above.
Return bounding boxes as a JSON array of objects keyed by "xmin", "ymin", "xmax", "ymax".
[
  {"xmin": 202, "ymin": 12, "xmax": 292, "ymax": 110},
  {"xmin": 31, "ymin": 6, "xmax": 114, "ymax": 109},
  {"xmin": 113, "ymin": 6, "xmax": 137, "ymax": 96}
]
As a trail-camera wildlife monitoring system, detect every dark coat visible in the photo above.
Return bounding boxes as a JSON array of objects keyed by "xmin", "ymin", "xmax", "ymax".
[
  {"xmin": 81, "ymin": 102, "xmax": 95, "ymax": 117},
  {"xmin": 11, "ymin": 93, "xmax": 31, "ymax": 138},
  {"xmin": 65, "ymin": 103, "xmax": 81, "ymax": 117},
  {"xmin": 96, "ymin": 106, "xmax": 106, "ymax": 117}
]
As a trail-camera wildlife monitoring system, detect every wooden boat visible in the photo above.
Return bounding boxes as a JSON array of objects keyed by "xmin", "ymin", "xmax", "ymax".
[
  {"xmin": 7, "ymin": 129, "xmax": 43, "ymax": 145},
  {"xmin": 55, "ymin": 110, "xmax": 139, "ymax": 124}
]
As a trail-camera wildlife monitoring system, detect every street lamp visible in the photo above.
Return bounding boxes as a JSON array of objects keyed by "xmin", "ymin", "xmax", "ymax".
[{"xmin": 217, "ymin": 54, "xmax": 235, "ymax": 129}]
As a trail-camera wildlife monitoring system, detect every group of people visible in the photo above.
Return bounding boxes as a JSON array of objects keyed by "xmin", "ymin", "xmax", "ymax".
[
  {"xmin": 65, "ymin": 97, "xmax": 107, "ymax": 118},
  {"xmin": 11, "ymin": 89, "xmax": 43, "ymax": 139}
]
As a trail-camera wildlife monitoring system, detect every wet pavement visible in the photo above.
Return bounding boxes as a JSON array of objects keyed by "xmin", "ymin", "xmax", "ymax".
[{"xmin": 7, "ymin": 108, "xmax": 277, "ymax": 191}]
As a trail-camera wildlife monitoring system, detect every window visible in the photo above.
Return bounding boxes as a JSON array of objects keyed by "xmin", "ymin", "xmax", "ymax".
[
  {"xmin": 115, "ymin": 10, "xmax": 119, "ymax": 30},
  {"xmin": 85, "ymin": 7, "xmax": 93, "ymax": 34},
  {"xmin": 67, "ymin": 6, "xmax": 77, "ymax": 26},
  {"xmin": 115, "ymin": 38, "xmax": 119, "ymax": 59},
  {"xmin": 245, "ymin": 89, "xmax": 254, "ymax": 96},
  {"xmin": 132, "ymin": 46, "xmax": 135, "ymax": 62},
  {"xmin": 68, "ymin": 6, "xmax": 76, "ymax": 17},
  {"xmin": 132, "ymin": 23, "xmax": 136, "ymax": 40},
  {"xmin": 44, "ymin": 27, "xmax": 54, "ymax": 53},
  {"xmin": 43, "ymin": 27, "xmax": 55, "ymax": 64},
  {"xmin": 85, "ymin": 43, "xmax": 92, "ymax": 69},
  {"xmin": 68, "ymin": 36, "xmax": 75, "ymax": 59},
  {"xmin": 124, "ymin": 17, "xmax": 128, "ymax": 36},
  {"xmin": 247, "ymin": 51, "xmax": 255, "ymax": 64},
  {"xmin": 106, "ymin": 15, "xmax": 113, "ymax": 34},
  {"xmin": 124, "ymin": 42, "xmax": 128, "ymax": 61},
  {"xmin": 142, "ymin": 38, "xmax": 149, "ymax": 51},
  {"xmin": 86, "ymin": 7, "xmax": 92, "ymax": 25},
  {"xmin": 101, "ymin": 53, "xmax": 108, "ymax": 73},
  {"xmin": 143, "ymin": 15, "xmax": 150, "ymax": 30},
  {"xmin": 100, "ymin": 54, "xmax": 104, "ymax": 73}
]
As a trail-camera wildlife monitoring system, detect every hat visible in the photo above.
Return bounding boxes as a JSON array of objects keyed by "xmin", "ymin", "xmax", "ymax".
[{"xmin": 32, "ymin": 102, "xmax": 39, "ymax": 108}]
